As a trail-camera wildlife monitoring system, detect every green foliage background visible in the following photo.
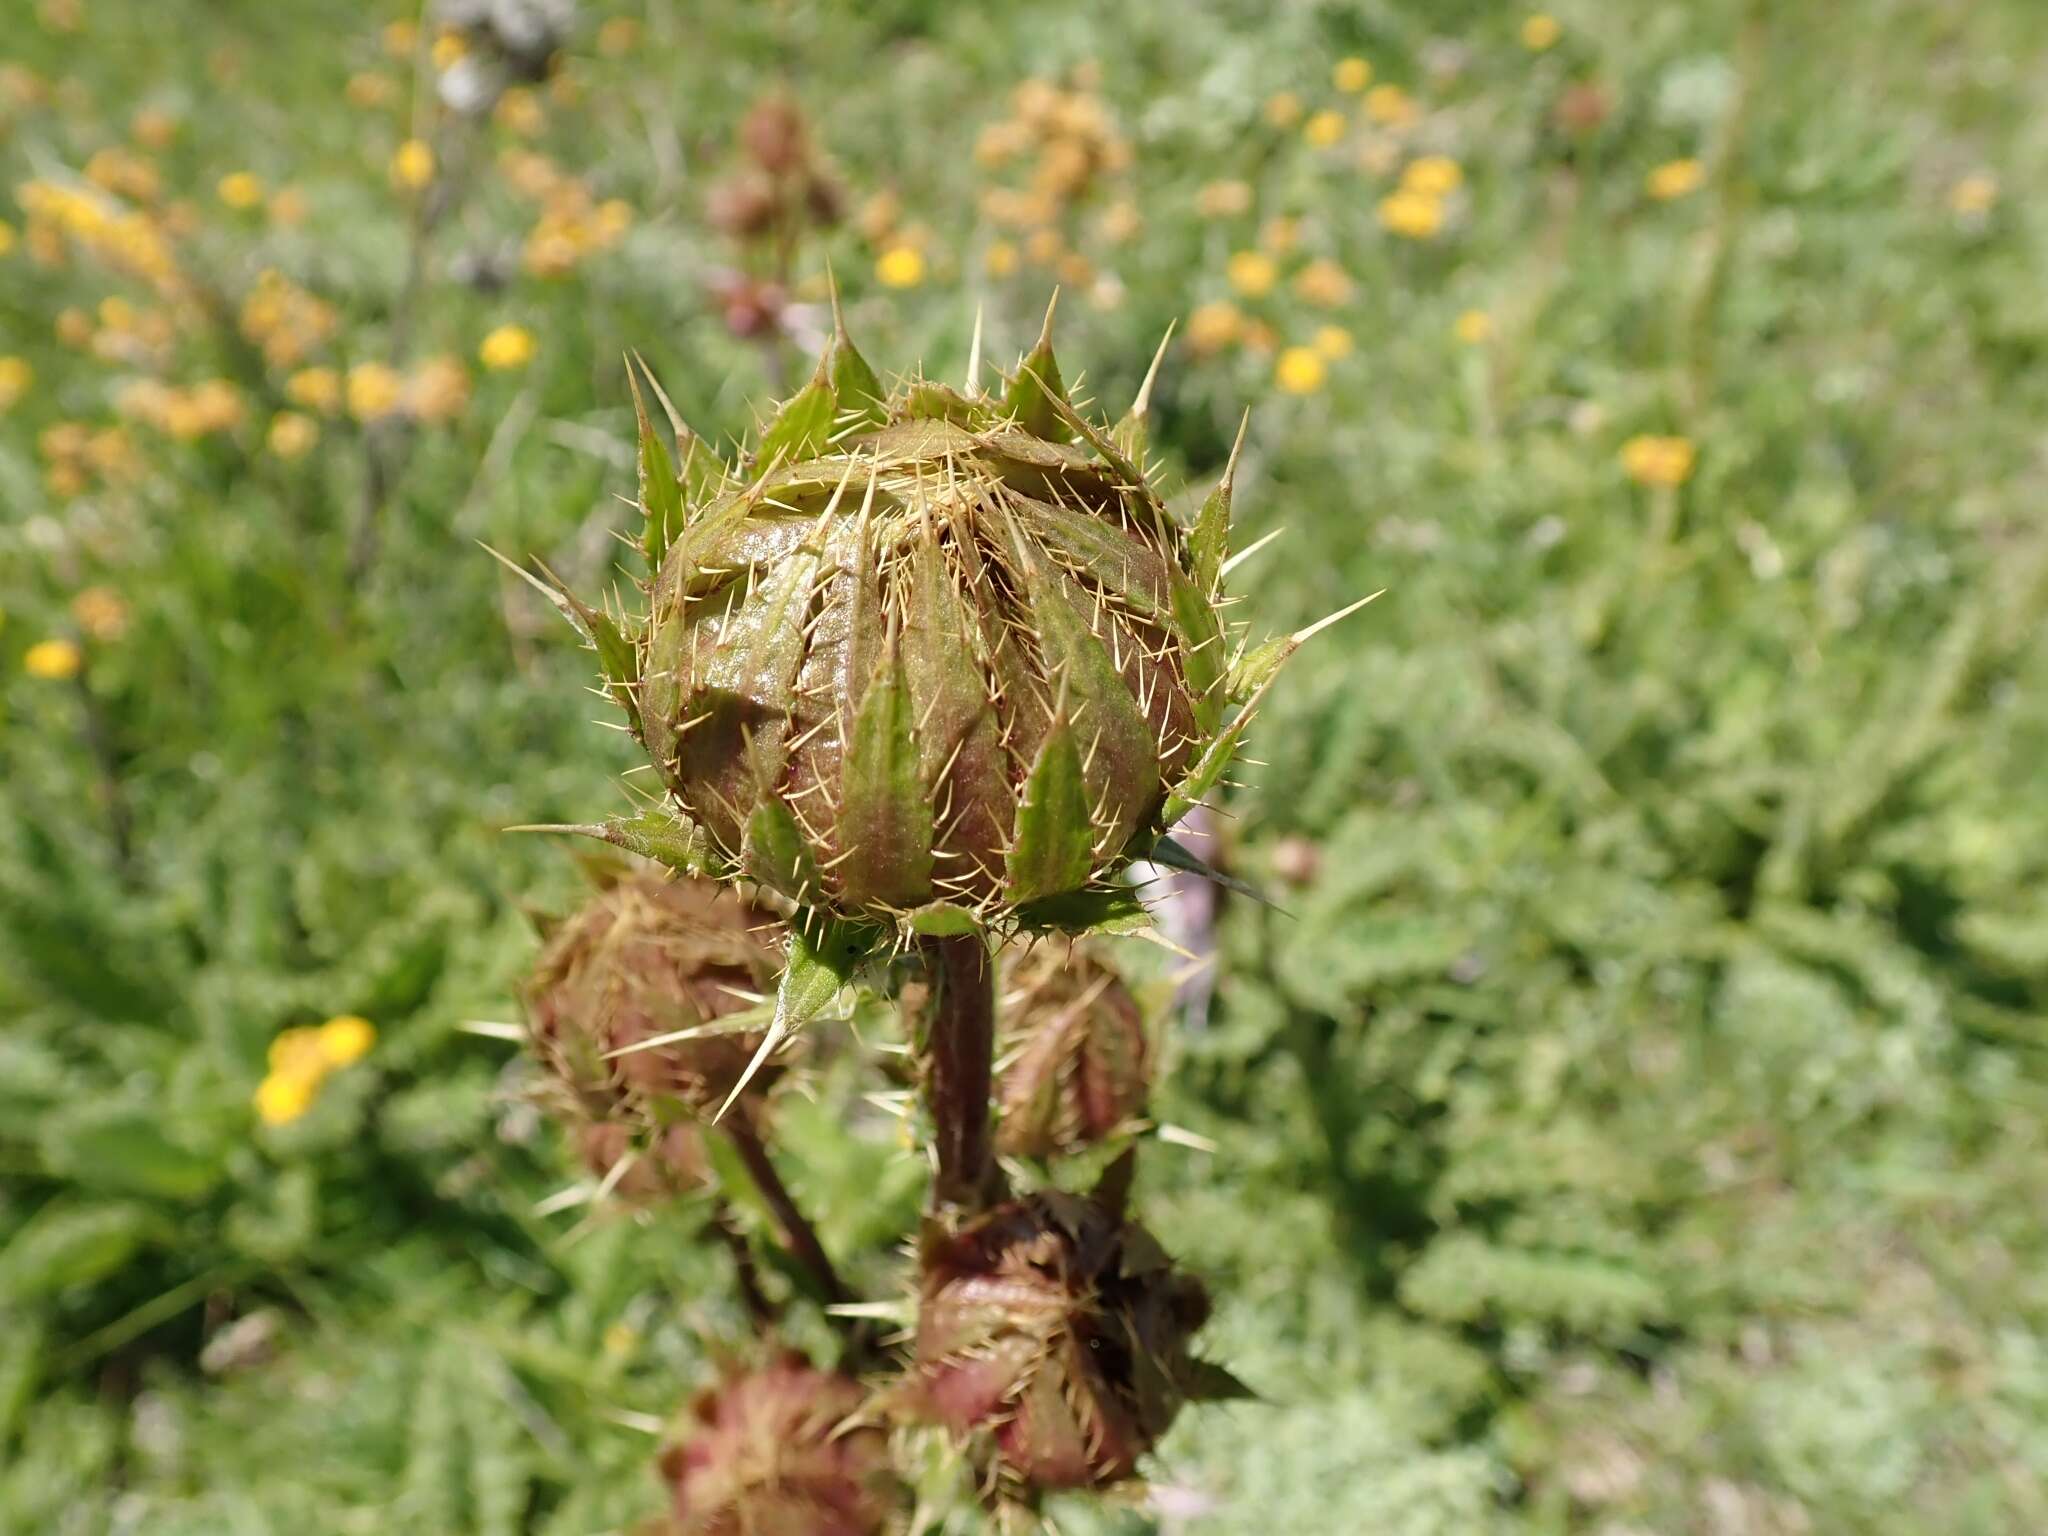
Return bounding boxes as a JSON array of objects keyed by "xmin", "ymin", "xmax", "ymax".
[{"xmin": 4, "ymin": 1, "xmax": 2046, "ymax": 1531}]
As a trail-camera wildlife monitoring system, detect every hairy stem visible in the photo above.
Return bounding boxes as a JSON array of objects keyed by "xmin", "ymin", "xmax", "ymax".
[
  {"xmin": 722, "ymin": 1114, "xmax": 849, "ymax": 1307},
  {"xmin": 921, "ymin": 933, "xmax": 1002, "ymax": 1209}
]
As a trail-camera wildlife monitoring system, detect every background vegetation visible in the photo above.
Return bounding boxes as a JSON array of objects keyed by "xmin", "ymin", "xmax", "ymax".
[{"xmin": 4, "ymin": 0, "xmax": 2045, "ymax": 1531}]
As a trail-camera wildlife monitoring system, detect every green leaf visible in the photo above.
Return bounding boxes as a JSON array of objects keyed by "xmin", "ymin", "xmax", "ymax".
[
  {"xmin": 37, "ymin": 1107, "xmax": 223, "ymax": 1203},
  {"xmin": 1148, "ymin": 832, "xmax": 1280, "ymax": 909},
  {"xmin": 835, "ymin": 641, "xmax": 932, "ymax": 908},
  {"xmin": 0, "ymin": 1203, "xmax": 156, "ymax": 1305},
  {"xmin": 741, "ymin": 799, "xmax": 820, "ymax": 904},
  {"xmin": 1005, "ymin": 296, "xmax": 1071, "ymax": 441},
  {"xmin": 1014, "ymin": 886, "xmax": 1153, "ymax": 936},
  {"xmin": 508, "ymin": 810, "xmax": 719, "ymax": 875},
  {"xmin": 1171, "ymin": 568, "xmax": 1227, "ymax": 735},
  {"xmin": 1006, "ymin": 711, "xmax": 1096, "ymax": 903},
  {"xmin": 757, "ymin": 369, "xmax": 836, "ymax": 465},
  {"xmin": 627, "ymin": 362, "xmax": 684, "ymax": 570},
  {"xmin": 906, "ymin": 901, "xmax": 980, "ymax": 936},
  {"xmin": 1190, "ymin": 414, "xmax": 1245, "ymax": 596},
  {"xmin": 0, "ymin": 1311, "xmax": 45, "ymax": 1446},
  {"xmin": 829, "ymin": 326, "xmax": 886, "ymax": 430}
]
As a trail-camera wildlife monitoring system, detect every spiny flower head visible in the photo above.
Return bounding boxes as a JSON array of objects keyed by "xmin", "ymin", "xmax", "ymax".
[
  {"xmin": 904, "ymin": 1157, "xmax": 1241, "ymax": 1495},
  {"xmin": 557, "ymin": 295, "xmax": 1320, "ymax": 950},
  {"xmin": 522, "ymin": 870, "xmax": 783, "ymax": 1122},
  {"xmin": 657, "ymin": 1357, "xmax": 900, "ymax": 1536}
]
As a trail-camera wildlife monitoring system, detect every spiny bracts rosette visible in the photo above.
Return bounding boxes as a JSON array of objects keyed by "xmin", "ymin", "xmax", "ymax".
[
  {"xmin": 902, "ymin": 1155, "xmax": 1247, "ymax": 1495},
  {"xmin": 542, "ymin": 294, "xmax": 1363, "ymax": 947},
  {"xmin": 522, "ymin": 871, "xmax": 785, "ymax": 1123},
  {"xmin": 993, "ymin": 939, "xmax": 1151, "ymax": 1159},
  {"xmin": 656, "ymin": 1357, "xmax": 902, "ymax": 1536}
]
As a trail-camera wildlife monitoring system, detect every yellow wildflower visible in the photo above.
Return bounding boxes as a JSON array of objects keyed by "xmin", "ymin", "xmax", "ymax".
[
  {"xmin": 217, "ymin": 171, "xmax": 265, "ymax": 210},
  {"xmin": 346, "ymin": 362, "xmax": 405, "ymax": 421},
  {"xmin": 1378, "ymin": 190, "xmax": 1444, "ymax": 239},
  {"xmin": 1259, "ymin": 215, "xmax": 1300, "ymax": 255},
  {"xmin": 1293, "ymin": 258, "xmax": 1353, "ymax": 307},
  {"xmin": 1304, "ymin": 109, "xmax": 1346, "ymax": 149},
  {"xmin": 1948, "ymin": 173, "xmax": 1998, "ymax": 216},
  {"xmin": 876, "ymin": 244, "xmax": 926, "ymax": 288},
  {"xmin": 1313, "ymin": 324, "xmax": 1355, "ymax": 360},
  {"xmin": 268, "ymin": 1025, "xmax": 326, "ymax": 1076},
  {"xmin": 1099, "ymin": 200, "xmax": 1142, "ymax": 244},
  {"xmin": 70, "ymin": 586, "xmax": 128, "ymax": 641},
  {"xmin": 1275, "ymin": 346, "xmax": 1328, "ymax": 395},
  {"xmin": 267, "ymin": 411, "xmax": 319, "ymax": 459},
  {"xmin": 1263, "ymin": 91, "xmax": 1303, "ymax": 129},
  {"xmin": 1454, "ymin": 308, "xmax": 1494, "ymax": 344},
  {"xmin": 254, "ymin": 1070, "xmax": 318, "ymax": 1127},
  {"xmin": 1185, "ymin": 301, "xmax": 1244, "ymax": 355},
  {"xmin": 391, "ymin": 138, "xmax": 436, "ymax": 191},
  {"xmin": 985, "ymin": 240, "xmax": 1020, "ymax": 277},
  {"xmin": 1522, "ymin": 13, "xmax": 1562, "ymax": 50},
  {"xmin": 479, "ymin": 323, "xmax": 537, "ymax": 371},
  {"xmin": 0, "ymin": 356, "xmax": 30, "ymax": 411},
  {"xmin": 1196, "ymin": 179, "xmax": 1253, "ymax": 219},
  {"xmin": 1620, "ymin": 434, "xmax": 1696, "ymax": 488},
  {"xmin": 381, "ymin": 18, "xmax": 418, "ymax": 56},
  {"xmin": 1647, "ymin": 158, "xmax": 1705, "ymax": 201},
  {"xmin": 1402, "ymin": 155, "xmax": 1463, "ymax": 196},
  {"xmin": 1334, "ymin": 57, "xmax": 1372, "ymax": 94},
  {"xmin": 1365, "ymin": 85, "xmax": 1418, "ymax": 128},
  {"xmin": 317, "ymin": 1015, "xmax": 377, "ymax": 1066},
  {"xmin": 1226, "ymin": 249, "xmax": 1278, "ymax": 297},
  {"xmin": 25, "ymin": 638, "xmax": 82, "ymax": 680},
  {"xmin": 56, "ymin": 307, "xmax": 93, "ymax": 347},
  {"xmin": 287, "ymin": 366, "xmax": 342, "ymax": 415},
  {"xmin": 269, "ymin": 186, "xmax": 309, "ymax": 225},
  {"xmin": 431, "ymin": 30, "xmax": 465, "ymax": 70}
]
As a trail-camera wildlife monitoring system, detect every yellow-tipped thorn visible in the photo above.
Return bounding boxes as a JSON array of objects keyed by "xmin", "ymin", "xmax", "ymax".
[
  {"xmin": 1291, "ymin": 589, "xmax": 1385, "ymax": 646},
  {"xmin": 1218, "ymin": 526, "xmax": 1285, "ymax": 579},
  {"xmin": 1131, "ymin": 320, "xmax": 1175, "ymax": 419},
  {"xmin": 966, "ymin": 303, "xmax": 984, "ymax": 394}
]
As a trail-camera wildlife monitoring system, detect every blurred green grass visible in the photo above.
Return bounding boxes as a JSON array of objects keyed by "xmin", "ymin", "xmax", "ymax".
[{"xmin": 4, "ymin": 0, "xmax": 2047, "ymax": 1532}]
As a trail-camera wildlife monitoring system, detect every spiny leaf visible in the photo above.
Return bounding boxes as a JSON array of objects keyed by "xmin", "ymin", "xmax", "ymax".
[
  {"xmin": 836, "ymin": 636, "xmax": 932, "ymax": 908},
  {"xmin": 1149, "ymin": 832, "xmax": 1282, "ymax": 910},
  {"xmin": 758, "ymin": 360, "xmax": 837, "ymax": 465},
  {"xmin": 1006, "ymin": 709, "xmax": 1095, "ymax": 903},
  {"xmin": 906, "ymin": 902, "xmax": 981, "ymax": 936},
  {"xmin": 741, "ymin": 799, "xmax": 819, "ymax": 904},
  {"xmin": 479, "ymin": 546, "xmax": 641, "ymax": 734},
  {"xmin": 714, "ymin": 914, "xmax": 880, "ymax": 1121},
  {"xmin": 627, "ymin": 359, "xmax": 684, "ymax": 570},
  {"xmin": 828, "ymin": 276, "xmax": 887, "ymax": 428},
  {"xmin": 1113, "ymin": 322, "xmax": 1174, "ymax": 465},
  {"xmin": 504, "ymin": 810, "xmax": 719, "ymax": 876},
  {"xmin": 1005, "ymin": 292, "xmax": 1072, "ymax": 442},
  {"xmin": 1013, "ymin": 886, "xmax": 1153, "ymax": 936},
  {"xmin": 1191, "ymin": 411, "xmax": 1247, "ymax": 596},
  {"xmin": 1178, "ymin": 1358, "xmax": 1260, "ymax": 1404}
]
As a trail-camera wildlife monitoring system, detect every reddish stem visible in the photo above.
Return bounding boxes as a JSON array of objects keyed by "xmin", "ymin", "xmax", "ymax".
[
  {"xmin": 722, "ymin": 1115, "xmax": 849, "ymax": 1307},
  {"xmin": 922, "ymin": 934, "xmax": 1002, "ymax": 1209}
]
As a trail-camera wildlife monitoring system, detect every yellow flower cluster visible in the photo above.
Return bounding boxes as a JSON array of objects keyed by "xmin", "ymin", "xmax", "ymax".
[
  {"xmin": 71, "ymin": 586, "xmax": 130, "ymax": 642},
  {"xmin": 84, "ymin": 146, "xmax": 162, "ymax": 204},
  {"xmin": 24, "ymin": 637, "xmax": 83, "ymax": 681},
  {"xmin": 17, "ymin": 177, "xmax": 182, "ymax": 291},
  {"xmin": 0, "ymin": 355, "xmax": 31, "ymax": 410},
  {"xmin": 1378, "ymin": 153, "xmax": 1465, "ymax": 241},
  {"xmin": 255, "ymin": 1015, "xmax": 376, "ymax": 1127},
  {"xmin": 975, "ymin": 70, "xmax": 1133, "ymax": 288},
  {"xmin": 239, "ymin": 268, "xmax": 340, "ymax": 369},
  {"xmin": 505, "ymin": 156, "xmax": 633, "ymax": 277},
  {"xmin": 479, "ymin": 323, "xmax": 536, "ymax": 371},
  {"xmin": 84, "ymin": 296, "xmax": 178, "ymax": 367},
  {"xmin": 38, "ymin": 418, "xmax": 143, "ymax": 497},
  {"xmin": 114, "ymin": 376, "xmax": 247, "ymax": 440}
]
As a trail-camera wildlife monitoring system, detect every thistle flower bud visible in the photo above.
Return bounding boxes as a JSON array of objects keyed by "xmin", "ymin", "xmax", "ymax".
[
  {"xmin": 658, "ymin": 1358, "xmax": 898, "ymax": 1536},
  {"xmin": 706, "ymin": 173, "xmax": 781, "ymax": 240},
  {"xmin": 994, "ymin": 941, "xmax": 1150, "ymax": 1158},
  {"xmin": 619, "ymin": 301, "xmax": 1272, "ymax": 944},
  {"xmin": 907, "ymin": 1169, "xmax": 1224, "ymax": 1492},
  {"xmin": 740, "ymin": 95, "xmax": 810, "ymax": 176},
  {"xmin": 522, "ymin": 871, "xmax": 782, "ymax": 1121}
]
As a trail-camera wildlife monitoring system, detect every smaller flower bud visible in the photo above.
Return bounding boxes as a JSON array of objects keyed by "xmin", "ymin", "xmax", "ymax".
[
  {"xmin": 994, "ymin": 941, "xmax": 1150, "ymax": 1159},
  {"xmin": 739, "ymin": 94, "xmax": 809, "ymax": 176},
  {"xmin": 659, "ymin": 1358, "xmax": 899, "ymax": 1536},
  {"xmin": 908, "ymin": 1164, "xmax": 1226, "ymax": 1493},
  {"xmin": 706, "ymin": 173, "xmax": 781, "ymax": 240}
]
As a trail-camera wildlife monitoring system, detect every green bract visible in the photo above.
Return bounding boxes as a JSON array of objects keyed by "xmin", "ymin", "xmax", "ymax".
[{"xmin": 548, "ymin": 297, "xmax": 1304, "ymax": 951}]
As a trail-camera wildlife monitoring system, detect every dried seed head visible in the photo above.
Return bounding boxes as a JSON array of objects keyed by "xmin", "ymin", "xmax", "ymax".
[
  {"xmin": 994, "ymin": 941, "xmax": 1150, "ymax": 1158},
  {"xmin": 625, "ymin": 302, "xmax": 1258, "ymax": 943},
  {"xmin": 907, "ymin": 1170, "xmax": 1219, "ymax": 1493},
  {"xmin": 658, "ymin": 1358, "xmax": 899, "ymax": 1536},
  {"xmin": 522, "ymin": 871, "xmax": 783, "ymax": 1122}
]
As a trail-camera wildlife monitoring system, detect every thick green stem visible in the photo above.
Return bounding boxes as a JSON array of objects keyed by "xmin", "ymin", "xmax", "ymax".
[{"xmin": 921, "ymin": 934, "xmax": 1001, "ymax": 1209}]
